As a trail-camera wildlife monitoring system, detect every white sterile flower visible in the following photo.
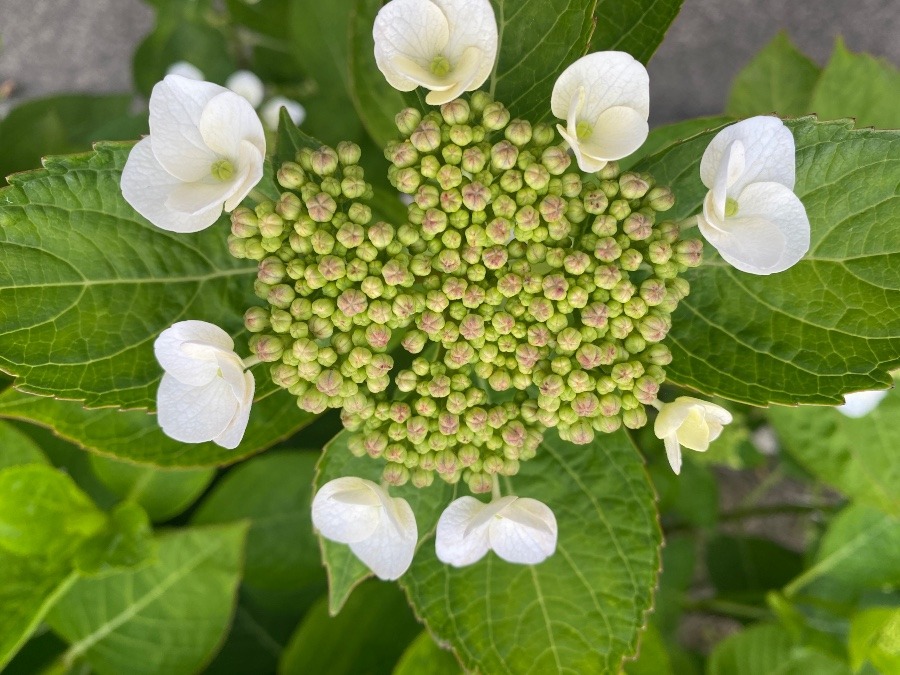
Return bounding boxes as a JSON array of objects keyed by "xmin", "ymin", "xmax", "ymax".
[
  {"xmin": 166, "ymin": 61, "xmax": 204, "ymax": 81},
  {"xmin": 654, "ymin": 397, "xmax": 733, "ymax": 475},
  {"xmin": 373, "ymin": 0, "xmax": 498, "ymax": 106},
  {"xmin": 121, "ymin": 74, "xmax": 265, "ymax": 233},
  {"xmin": 551, "ymin": 52, "xmax": 650, "ymax": 173},
  {"xmin": 154, "ymin": 320, "xmax": 255, "ymax": 449},
  {"xmin": 698, "ymin": 116, "xmax": 810, "ymax": 274},
  {"xmin": 312, "ymin": 477, "xmax": 418, "ymax": 580},
  {"xmin": 260, "ymin": 96, "xmax": 306, "ymax": 130},
  {"xmin": 226, "ymin": 70, "xmax": 265, "ymax": 108},
  {"xmin": 435, "ymin": 495, "xmax": 557, "ymax": 567},
  {"xmin": 837, "ymin": 389, "xmax": 890, "ymax": 418}
]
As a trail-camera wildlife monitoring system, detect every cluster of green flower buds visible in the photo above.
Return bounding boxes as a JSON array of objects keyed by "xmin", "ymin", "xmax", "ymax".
[{"xmin": 229, "ymin": 92, "xmax": 702, "ymax": 492}]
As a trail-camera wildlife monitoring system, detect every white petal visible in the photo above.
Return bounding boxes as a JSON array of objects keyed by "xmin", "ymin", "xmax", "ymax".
[
  {"xmin": 149, "ymin": 75, "xmax": 225, "ymax": 182},
  {"xmin": 312, "ymin": 477, "xmax": 382, "ymax": 544},
  {"xmin": 260, "ymin": 97, "xmax": 306, "ymax": 130},
  {"xmin": 154, "ymin": 320, "xmax": 235, "ymax": 386},
  {"xmin": 675, "ymin": 408, "xmax": 712, "ymax": 452},
  {"xmin": 212, "ymin": 368, "xmax": 254, "ymax": 449},
  {"xmin": 432, "ymin": 0, "xmax": 497, "ymax": 86},
  {"xmin": 664, "ymin": 434, "xmax": 682, "ymax": 474},
  {"xmin": 551, "ymin": 52, "xmax": 649, "ymax": 123},
  {"xmin": 702, "ymin": 181, "xmax": 809, "ymax": 275},
  {"xmin": 489, "ymin": 498, "xmax": 557, "ymax": 565},
  {"xmin": 166, "ymin": 61, "xmax": 204, "ymax": 81},
  {"xmin": 226, "ymin": 70, "xmax": 265, "ymax": 108},
  {"xmin": 165, "ymin": 179, "xmax": 234, "ymax": 215},
  {"xmin": 653, "ymin": 399, "xmax": 693, "ymax": 438},
  {"xmin": 199, "ymin": 91, "xmax": 266, "ymax": 161},
  {"xmin": 121, "ymin": 138, "xmax": 224, "ymax": 233},
  {"xmin": 157, "ymin": 372, "xmax": 240, "ymax": 444},
  {"xmin": 422, "ymin": 47, "xmax": 487, "ymax": 105},
  {"xmin": 580, "ymin": 105, "xmax": 649, "ymax": 162},
  {"xmin": 837, "ymin": 389, "xmax": 890, "ymax": 418},
  {"xmin": 710, "ymin": 140, "xmax": 746, "ymax": 221},
  {"xmin": 223, "ymin": 140, "xmax": 265, "ymax": 212},
  {"xmin": 699, "ymin": 116, "xmax": 795, "ymax": 195},
  {"xmin": 435, "ymin": 496, "xmax": 492, "ymax": 566},
  {"xmin": 350, "ymin": 494, "xmax": 418, "ymax": 580},
  {"xmin": 374, "ymin": 0, "xmax": 451, "ymax": 91}
]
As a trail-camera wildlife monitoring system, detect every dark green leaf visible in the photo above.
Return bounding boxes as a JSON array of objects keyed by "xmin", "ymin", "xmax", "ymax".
[
  {"xmin": 588, "ymin": 0, "xmax": 684, "ymax": 64},
  {"xmin": 624, "ymin": 623, "xmax": 674, "ymax": 675},
  {"xmin": 726, "ymin": 33, "xmax": 821, "ymax": 118},
  {"xmin": 634, "ymin": 118, "xmax": 900, "ymax": 406},
  {"xmin": 392, "ymin": 632, "xmax": 462, "ymax": 675},
  {"xmin": 279, "ymin": 581, "xmax": 420, "ymax": 675},
  {"xmin": 0, "ymin": 386, "xmax": 314, "ymax": 468},
  {"xmin": 706, "ymin": 535, "xmax": 803, "ymax": 599},
  {"xmin": 47, "ymin": 523, "xmax": 248, "ymax": 675},
  {"xmin": 0, "ymin": 419, "xmax": 47, "ymax": 469},
  {"xmin": 73, "ymin": 502, "xmax": 155, "ymax": 576},
  {"xmin": 810, "ymin": 39, "xmax": 900, "ymax": 130},
  {"xmin": 273, "ymin": 107, "xmax": 323, "ymax": 169}
]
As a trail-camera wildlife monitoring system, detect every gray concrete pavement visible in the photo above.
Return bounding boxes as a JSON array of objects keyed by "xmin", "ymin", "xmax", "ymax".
[{"xmin": 0, "ymin": 0, "xmax": 897, "ymax": 124}]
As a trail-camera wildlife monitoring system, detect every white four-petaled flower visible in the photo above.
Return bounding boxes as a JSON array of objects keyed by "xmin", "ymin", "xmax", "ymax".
[
  {"xmin": 312, "ymin": 477, "xmax": 418, "ymax": 580},
  {"xmin": 654, "ymin": 397, "xmax": 733, "ymax": 475},
  {"xmin": 837, "ymin": 389, "xmax": 890, "ymax": 418},
  {"xmin": 122, "ymin": 74, "xmax": 266, "ymax": 233},
  {"xmin": 435, "ymin": 495, "xmax": 557, "ymax": 566},
  {"xmin": 551, "ymin": 51, "xmax": 650, "ymax": 173},
  {"xmin": 154, "ymin": 320, "xmax": 255, "ymax": 449},
  {"xmin": 373, "ymin": 0, "xmax": 498, "ymax": 105},
  {"xmin": 697, "ymin": 116, "xmax": 810, "ymax": 274}
]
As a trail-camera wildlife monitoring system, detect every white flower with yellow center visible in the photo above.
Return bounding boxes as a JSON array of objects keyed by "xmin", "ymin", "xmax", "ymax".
[
  {"xmin": 373, "ymin": 0, "xmax": 498, "ymax": 106},
  {"xmin": 698, "ymin": 116, "xmax": 810, "ymax": 274},
  {"xmin": 551, "ymin": 51, "xmax": 650, "ymax": 173},
  {"xmin": 154, "ymin": 321, "xmax": 255, "ymax": 449},
  {"xmin": 435, "ymin": 495, "xmax": 557, "ymax": 566},
  {"xmin": 122, "ymin": 74, "xmax": 265, "ymax": 233},
  {"xmin": 653, "ymin": 397, "xmax": 733, "ymax": 474},
  {"xmin": 312, "ymin": 477, "xmax": 418, "ymax": 580}
]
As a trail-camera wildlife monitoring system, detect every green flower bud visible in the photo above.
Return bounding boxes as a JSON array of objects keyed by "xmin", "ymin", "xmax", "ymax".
[
  {"xmin": 305, "ymin": 193, "xmax": 337, "ymax": 223},
  {"xmin": 491, "ymin": 140, "xmax": 519, "ymax": 171},
  {"xmin": 336, "ymin": 140, "xmax": 362, "ymax": 166},
  {"xmin": 645, "ymin": 186, "xmax": 675, "ymax": 211},
  {"xmin": 482, "ymin": 102, "xmax": 510, "ymax": 130},
  {"xmin": 395, "ymin": 107, "xmax": 422, "ymax": 135},
  {"xmin": 674, "ymin": 238, "xmax": 704, "ymax": 267},
  {"xmin": 608, "ymin": 199, "xmax": 631, "ymax": 221},
  {"xmin": 253, "ymin": 334, "xmax": 284, "ymax": 362},
  {"xmin": 623, "ymin": 212, "xmax": 652, "ymax": 240},
  {"xmin": 441, "ymin": 99, "xmax": 471, "ymax": 125},
  {"xmin": 258, "ymin": 213, "xmax": 284, "ymax": 239},
  {"xmin": 540, "ymin": 145, "xmax": 570, "ymax": 175},
  {"xmin": 243, "ymin": 306, "xmax": 269, "ymax": 333},
  {"xmin": 311, "ymin": 146, "xmax": 339, "ymax": 176},
  {"xmin": 638, "ymin": 313, "xmax": 671, "ymax": 343},
  {"xmin": 622, "ymin": 406, "xmax": 648, "ymax": 429},
  {"xmin": 231, "ymin": 207, "xmax": 259, "ymax": 237},
  {"xmin": 411, "ymin": 120, "xmax": 442, "ymax": 152},
  {"xmin": 382, "ymin": 463, "xmax": 409, "ymax": 486},
  {"xmin": 505, "ymin": 119, "xmax": 532, "ymax": 146}
]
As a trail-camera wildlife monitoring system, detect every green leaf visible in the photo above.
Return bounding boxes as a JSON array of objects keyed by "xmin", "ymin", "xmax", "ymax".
[
  {"xmin": 133, "ymin": 0, "xmax": 235, "ymax": 96},
  {"xmin": 0, "ymin": 464, "xmax": 106, "ymax": 557},
  {"xmin": 47, "ymin": 523, "xmax": 249, "ymax": 675},
  {"xmin": 726, "ymin": 33, "xmax": 821, "ymax": 118},
  {"xmin": 588, "ymin": 0, "xmax": 684, "ymax": 64},
  {"xmin": 706, "ymin": 535, "xmax": 803, "ymax": 599},
  {"xmin": 89, "ymin": 454, "xmax": 215, "ymax": 522},
  {"xmin": 624, "ymin": 623, "xmax": 674, "ymax": 675},
  {"xmin": 650, "ymin": 458, "xmax": 719, "ymax": 527},
  {"xmin": 0, "ymin": 95, "xmax": 146, "ymax": 181},
  {"xmin": 399, "ymin": 429, "xmax": 661, "ymax": 674},
  {"xmin": 0, "ymin": 386, "xmax": 314, "ymax": 468},
  {"xmin": 620, "ymin": 115, "xmax": 735, "ymax": 170},
  {"xmin": 810, "ymin": 38, "xmax": 900, "ymax": 130},
  {"xmin": 192, "ymin": 451, "xmax": 325, "ymax": 593},
  {"xmin": 273, "ymin": 108, "xmax": 323, "ymax": 170},
  {"xmin": 73, "ymin": 502, "xmax": 155, "ymax": 576},
  {"xmin": 314, "ymin": 430, "xmax": 454, "ymax": 614},
  {"xmin": 784, "ymin": 504, "xmax": 900, "ymax": 599},
  {"xmin": 848, "ymin": 607, "xmax": 900, "ymax": 674},
  {"xmin": 392, "ymin": 632, "xmax": 462, "ymax": 675},
  {"xmin": 708, "ymin": 623, "xmax": 851, "ymax": 675},
  {"xmin": 653, "ymin": 534, "xmax": 696, "ymax": 635},
  {"xmin": 0, "ymin": 551, "xmax": 77, "ymax": 671},
  {"xmin": 634, "ymin": 118, "xmax": 900, "ymax": 406},
  {"xmin": 488, "ymin": 0, "xmax": 597, "ymax": 121},
  {"xmin": 279, "ymin": 581, "xmax": 421, "ymax": 675},
  {"xmin": 0, "ymin": 142, "xmax": 261, "ymax": 410},
  {"xmin": 769, "ymin": 389, "xmax": 900, "ymax": 516},
  {"xmin": 0, "ymin": 419, "xmax": 48, "ymax": 469}
]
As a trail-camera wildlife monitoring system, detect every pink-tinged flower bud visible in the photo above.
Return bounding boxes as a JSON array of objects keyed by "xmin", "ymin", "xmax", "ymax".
[
  {"xmin": 541, "ymin": 146, "xmax": 570, "ymax": 175},
  {"xmin": 674, "ymin": 238, "xmax": 704, "ymax": 267},
  {"xmin": 623, "ymin": 212, "xmax": 653, "ymax": 240},
  {"xmin": 365, "ymin": 324, "xmax": 392, "ymax": 350},
  {"xmin": 581, "ymin": 302, "xmax": 609, "ymax": 329},
  {"xmin": 504, "ymin": 118, "xmax": 532, "ymax": 146},
  {"xmin": 539, "ymin": 194, "xmax": 567, "ymax": 222},
  {"xmin": 591, "ymin": 214, "xmax": 618, "ymax": 237},
  {"xmin": 594, "ymin": 237, "xmax": 622, "ymax": 263},
  {"xmin": 524, "ymin": 163, "xmax": 550, "ymax": 190},
  {"xmin": 298, "ymin": 390, "xmax": 328, "ymax": 414},
  {"xmin": 556, "ymin": 327, "xmax": 582, "ymax": 353},
  {"xmin": 638, "ymin": 313, "xmax": 671, "ymax": 343},
  {"xmin": 440, "ymin": 189, "xmax": 463, "ymax": 212},
  {"xmin": 315, "ymin": 369, "xmax": 343, "ymax": 397},
  {"xmin": 594, "ymin": 264, "xmax": 622, "ymax": 290},
  {"xmin": 482, "ymin": 246, "xmax": 508, "ymax": 270},
  {"xmin": 608, "ymin": 199, "xmax": 631, "ymax": 221},
  {"xmin": 467, "ymin": 471, "xmax": 493, "ymax": 493},
  {"xmin": 491, "ymin": 140, "xmax": 519, "ymax": 171},
  {"xmin": 395, "ymin": 107, "xmax": 422, "ymax": 135},
  {"xmin": 382, "ymin": 463, "xmax": 409, "ymax": 486},
  {"xmin": 482, "ymin": 102, "xmax": 510, "ymax": 130},
  {"xmin": 622, "ymin": 406, "xmax": 648, "ymax": 429},
  {"xmin": 305, "ymin": 193, "xmax": 337, "ymax": 222},
  {"xmin": 244, "ymin": 306, "xmax": 269, "ymax": 333},
  {"xmin": 542, "ymin": 274, "xmax": 569, "ymax": 301},
  {"xmin": 310, "ymin": 146, "xmax": 339, "ymax": 176},
  {"xmin": 410, "ymin": 120, "xmax": 442, "ymax": 152},
  {"xmin": 647, "ymin": 240, "xmax": 673, "ymax": 265},
  {"xmin": 645, "ymin": 186, "xmax": 675, "ymax": 211},
  {"xmin": 527, "ymin": 323, "xmax": 552, "ymax": 347},
  {"xmin": 645, "ymin": 343, "xmax": 673, "ymax": 366},
  {"xmin": 619, "ymin": 172, "xmax": 649, "ymax": 199}
]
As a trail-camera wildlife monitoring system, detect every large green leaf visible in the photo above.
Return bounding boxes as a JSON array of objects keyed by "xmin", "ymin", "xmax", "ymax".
[
  {"xmin": 0, "ymin": 419, "xmax": 47, "ymax": 469},
  {"xmin": 810, "ymin": 39, "xmax": 900, "ymax": 130},
  {"xmin": 192, "ymin": 451, "xmax": 325, "ymax": 593},
  {"xmin": 89, "ymin": 454, "xmax": 214, "ymax": 523},
  {"xmin": 634, "ymin": 118, "xmax": 900, "ymax": 406},
  {"xmin": 726, "ymin": 33, "xmax": 821, "ymax": 118},
  {"xmin": 0, "ymin": 142, "xmax": 260, "ymax": 410},
  {"xmin": 707, "ymin": 623, "xmax": 851, "ymax": 675},
  {"xmin": 0, "ymin": 386, "xmax": 313, "ymax": 468},
  {"xmin": 393, "ymin": 632, "xmax": 463, "ymax": 675},
  {"xmin": 588, "ymin": 0, "xmax": 683, "ymax": 64},
  {"xmin": 769, "ymin": 388, "xmax": 900, "ymax": 516},
  {"xmin": 0, "ymin": 95, "xmax": 146, "ymax": 181},
  {"xmin": 0, "ymin": 551, "xmax": 77, "ymax": 671},
  {"xmin": 848, "ymin": 608, "xmax": 900, "ymax": 674},
  {"xmin": 488, "ymin": 0, "xmax": 597, "ymax": 121},
  {"xmin": 279, "ymin": 581, "xmax": 421, "ymax": 675},
  {"xmin": 314, "ymin": 431, "xmax": 454, "ymax": 614},
  {"xmin": 47, "ymin": 523, "xmax": 248, "ymax": 675},
  {"xmin": 397, "ymin": 429, "xmax": 661, "ymax": 674}
]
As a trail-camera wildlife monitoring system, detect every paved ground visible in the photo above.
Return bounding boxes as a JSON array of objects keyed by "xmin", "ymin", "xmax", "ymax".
[{"xmin": 0, "ymin": 0, "xmax": 897, "ymax": 124}]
